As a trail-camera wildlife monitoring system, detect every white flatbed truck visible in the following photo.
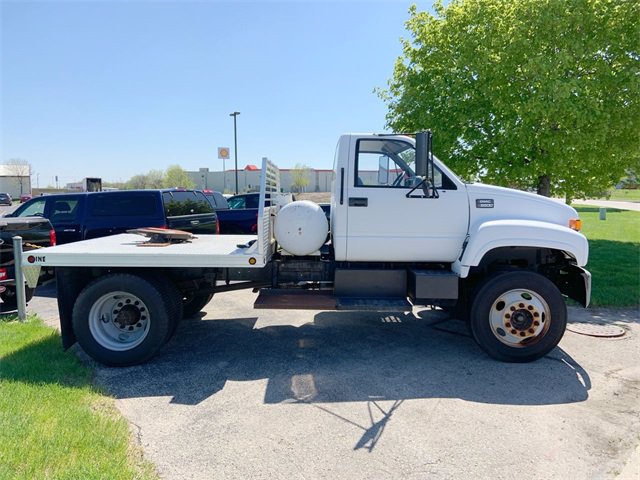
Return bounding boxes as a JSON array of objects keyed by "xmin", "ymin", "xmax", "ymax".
[{"xmin": 23, "ymin": 132, "xmax": 590, "ymax": 366}]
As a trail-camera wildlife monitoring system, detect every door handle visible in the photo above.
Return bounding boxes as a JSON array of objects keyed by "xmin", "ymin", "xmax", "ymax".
[
  {"xmin": 348, "ymin": 197, "xmax": 368, "ymax": 207},
  {"xmin": 63, "ymin": 229, "xmax": 76, "ymax": 232}
]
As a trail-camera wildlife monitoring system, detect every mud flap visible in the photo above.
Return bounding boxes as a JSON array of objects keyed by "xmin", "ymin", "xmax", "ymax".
[
  {"xmin": 557, "ymin": 265, "xmax": 591, "ymax": 307},
  {"xmin": 56, "ymin": 268, "xmax": 92, "ymax": 349}
]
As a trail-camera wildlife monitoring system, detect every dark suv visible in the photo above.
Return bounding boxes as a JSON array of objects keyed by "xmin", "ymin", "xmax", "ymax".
[{"xmin": 7, "ymin": 189, "xmax": 218, "ymax": 244}]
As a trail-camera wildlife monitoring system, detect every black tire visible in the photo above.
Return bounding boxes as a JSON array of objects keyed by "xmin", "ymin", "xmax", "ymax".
[
  {"xmin": 72, "ymin": 273, "xmax": 171, "ymax": 367},
  {"xmin": 182, "ymin": 292, "xmax": 214, "ymax": 319},
  {"xmin": 469, "ymin": 271, "xmax": 567, "ymax": 363},
  {"xmin": 141, "ymin": 273, "xmax": 183, "ymax": 344},
  {"xmin": 0, "ymin": 286, "xmax": 35, "ymax": 311}
]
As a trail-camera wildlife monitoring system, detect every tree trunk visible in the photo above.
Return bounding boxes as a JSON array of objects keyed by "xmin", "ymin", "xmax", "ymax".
[{"xmin": 537, "ymin": 175, "xmax": 551, "ymax": 197}]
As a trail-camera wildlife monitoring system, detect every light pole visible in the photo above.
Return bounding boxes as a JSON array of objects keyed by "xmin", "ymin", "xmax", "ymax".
[{"xmin": 229, "ymin": 111, "xmax": 240, "ymax": 194}]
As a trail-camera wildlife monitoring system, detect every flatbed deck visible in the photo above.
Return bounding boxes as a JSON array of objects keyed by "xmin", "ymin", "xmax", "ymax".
[
  {"xmin": 22, "ymin": 158, "xmax": 282, "ymax": 272},
  {"xmin": 25, "ymin": 233, "xmax": 269, "ymax": 268}
]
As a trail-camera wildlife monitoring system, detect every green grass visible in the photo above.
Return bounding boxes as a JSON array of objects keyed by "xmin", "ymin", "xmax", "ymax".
[
  {"xmin": 574, "ymin": 206, "xmax": 640, "ymax": 307},
  {"xmin": 0, "ymin": 316, "xmax": 156, "ymax": 480},
  {"xmin": 598, "ymin": 189, "xmax": 640, "ymax": 202}
]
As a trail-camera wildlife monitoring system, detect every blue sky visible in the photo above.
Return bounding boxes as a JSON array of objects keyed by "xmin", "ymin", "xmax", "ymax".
[{"xmin": 1, "ymin": 1, "xmax": 432, "ymax": 187}]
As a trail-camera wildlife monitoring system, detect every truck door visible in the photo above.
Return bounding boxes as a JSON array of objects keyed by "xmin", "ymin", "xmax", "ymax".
[
  {"xmin": 344, "ymin": 136, "xmax": 469, "ymax": 263},
  {"xmin": 44, "ymin": 196, "xmax": 84, "ymax": 244}
]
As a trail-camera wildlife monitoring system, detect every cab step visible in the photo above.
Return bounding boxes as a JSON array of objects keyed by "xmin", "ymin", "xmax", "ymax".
[
  {"xmin": 254, "ymin": 289, "xmax": 412, "ymax": 312},
  {"xmin": 254, "ymin": 289, "xmax": 336, "ymax": 310}
]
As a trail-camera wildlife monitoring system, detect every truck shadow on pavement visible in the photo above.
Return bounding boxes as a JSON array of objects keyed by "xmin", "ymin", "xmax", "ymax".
[{"xmin": 90, "ymin": 311, "xmax": 591, "ymax": 407}]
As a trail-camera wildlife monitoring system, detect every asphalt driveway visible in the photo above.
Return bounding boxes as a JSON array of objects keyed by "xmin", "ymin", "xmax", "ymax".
[{"xmin": 21, "ymin": 283, "xmax": 640, "ymax": 479}]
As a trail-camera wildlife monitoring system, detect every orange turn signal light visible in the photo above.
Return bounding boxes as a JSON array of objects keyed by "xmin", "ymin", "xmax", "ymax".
[{"xmin": 569, "ymin": 219, "xmax": 582, "ymax": 231}]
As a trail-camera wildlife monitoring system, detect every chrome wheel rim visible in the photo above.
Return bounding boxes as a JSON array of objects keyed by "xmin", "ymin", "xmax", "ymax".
[
  {"xmin": 88, "ymin": 291, "xmax": 151, "ymax": 351},
  {"xmin": 489, "ymin": 288, "xmax": 550, "ymax": 347}
]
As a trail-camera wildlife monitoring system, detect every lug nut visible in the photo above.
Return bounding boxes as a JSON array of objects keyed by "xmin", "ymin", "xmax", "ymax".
[
  {"xmin": 534, "ymin": 321, "xmax": 540, "ymax": 326},
  {"xmin": 511, "ymin": 329, "xmax": 517, "ymax": 335},
  {"xmin": 505, "ymin": 323, "xmax": 512, "ymax": 328},
  {"xmin": 519, "ymin": 332, "xmax": 526, "ymax": 337},
  {"xmin": 533, "ymin": 312, "xmax": 540, "ymax": 317},
  {"xmin": 527, "ymin": 305, "xmax": 534, "ymax": 310},
  {"xmin": 519, "ymin": 303, "xmax": 525, "ymax": 308},
  {"xmin": 528, "ymin": 328, "xmax": 535, "ymax": 334},
  {"xmin": 505, "ymin": 314, "xmax": 511, "ymax": 319}
]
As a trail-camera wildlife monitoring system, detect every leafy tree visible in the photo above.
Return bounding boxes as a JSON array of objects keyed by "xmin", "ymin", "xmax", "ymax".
[
  {"xmin": 290, "ymin": 163, "xmax": 311, "ymax": 193},
  {"xmin": 146, "ymin": 169, "xmax": 165, "ymax": 189},
  {"xmin": 164, "ymin": 165, "xmax": 195, "ymax": 189},
  {"xmin": 3, "ymin": 158, "xmax": 32, "ymax": 194},
  {"xmin": 126, "ymin": 174, "xmax": 149, "ymax": 190},
  {"xmin": 379, "ymin": 0, "xmax": 639, "ymax": 200},
  {"xmin": 102, "ymin": 181, "xmax": 126, "ymax": 190}
]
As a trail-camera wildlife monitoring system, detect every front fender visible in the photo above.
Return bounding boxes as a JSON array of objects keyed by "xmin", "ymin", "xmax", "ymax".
[{"xmin": 453, "ymin": 219, "xmax": 589, "ymax": 278}]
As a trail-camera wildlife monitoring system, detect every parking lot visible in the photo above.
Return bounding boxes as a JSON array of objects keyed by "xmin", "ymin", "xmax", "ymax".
[{"xmin": 24, "ymin": 282, "xmax": 640, "ymax": 479}]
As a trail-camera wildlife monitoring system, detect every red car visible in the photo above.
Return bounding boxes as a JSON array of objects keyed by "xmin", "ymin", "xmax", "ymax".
[{"xmin": 19, "ymin": 194, "xmax": 32, "ymax": 203}]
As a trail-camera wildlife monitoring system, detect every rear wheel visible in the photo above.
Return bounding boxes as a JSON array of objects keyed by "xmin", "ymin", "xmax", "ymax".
[
  {"xmin": 72, "ymin": 274, "xmax": 171, "ymax": 366},
  {"xmin": 142, "ymin": 274, "xmax": 183, "ymax": 344},
  {"xmin": 182, "ymin": 292, "xmax": 214, "ymax": 319},
  {"xmin": 470, "ymin": 271, "xmax": 566, "ymax": 362}
]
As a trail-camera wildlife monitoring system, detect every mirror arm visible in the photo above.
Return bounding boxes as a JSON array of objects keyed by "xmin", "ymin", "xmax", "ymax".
[{"xmin": 405, "ymin": 177, "xmax": 439, "ymax": 199}]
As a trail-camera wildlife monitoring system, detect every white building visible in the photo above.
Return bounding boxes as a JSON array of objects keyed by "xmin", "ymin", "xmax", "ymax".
[
  {"xmin": 0, "ymin": 165, "xmax": 31, "ymax": 198},
  {"xmin": 188, "ymin": 166, "xmax": 336, "ymax": 194}
]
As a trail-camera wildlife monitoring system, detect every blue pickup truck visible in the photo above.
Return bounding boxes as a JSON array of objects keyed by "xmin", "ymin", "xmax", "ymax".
[
  {"xmin": 6, "ymin": 189, "xmax": 218, "ymax": 244},
  {"xmin": 202, "ymin": 191, "xmax": 261, "ymax": 234}
]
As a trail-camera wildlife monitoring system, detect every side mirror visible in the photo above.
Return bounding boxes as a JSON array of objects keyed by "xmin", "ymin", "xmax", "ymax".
[
  {"xmin": 377, "ymin": 155, "xmax": 390, "ymax": 185},
  {"xmin": 415, "ymin": 131, "xmax": 430, "ymax": 178}
]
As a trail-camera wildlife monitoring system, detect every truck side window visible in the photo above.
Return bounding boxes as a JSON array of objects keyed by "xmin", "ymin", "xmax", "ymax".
[
  {"xmin": 355, "ymin": 139, "xmax": 417, "ymax": 188},
  {"xmin": 50, "ymin": 198, "xmax": 81, "ymax": 222},
  {"xmin": 228, "ymin": 196, "xmax": 246, "ymax": 209},
  {"xmin": 355, "ymin": 138, "xmax": 456, "ymax": 190},
  {"xmin": 89, "ymin": 194, "xmax": 158, "ymax": 217}
]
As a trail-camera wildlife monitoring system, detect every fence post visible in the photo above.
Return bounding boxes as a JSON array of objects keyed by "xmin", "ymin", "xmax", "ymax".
[{"xmin": 12, "ymin": 236, "xmax": 27, "ymax": 321}]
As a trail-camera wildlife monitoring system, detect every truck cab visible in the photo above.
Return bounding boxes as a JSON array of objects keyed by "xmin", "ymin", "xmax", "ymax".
[
  {"xmin": 330, "ymin": 134, "xmax": 588, "ymax": 296},
  {"xmin": 331, "ymin": 134, "xmax": 469, "ymax": 263}
]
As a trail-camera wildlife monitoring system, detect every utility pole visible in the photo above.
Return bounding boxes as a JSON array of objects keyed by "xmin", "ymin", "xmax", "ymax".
[{"xmin": 229, "ymin": 111, "xmax": 240, "ymax": 194}]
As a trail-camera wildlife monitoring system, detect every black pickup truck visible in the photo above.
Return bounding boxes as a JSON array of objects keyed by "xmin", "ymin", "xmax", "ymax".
[
  {"xmin": 0, "ymin": 217, "xmax": 55, "ymax": 310},
  {"xmin": 6, "ymin": 189, "xmax": 218, "ymax": 244}
]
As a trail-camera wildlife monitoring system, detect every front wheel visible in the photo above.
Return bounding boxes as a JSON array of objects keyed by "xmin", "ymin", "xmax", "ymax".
[
  {"xmin": 72, "ymin": 274, "xmax": 171, "ymax": 366},
  {"xmin": 470, "ymin": 271, "xmax": 567, "ymax": 363}
]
